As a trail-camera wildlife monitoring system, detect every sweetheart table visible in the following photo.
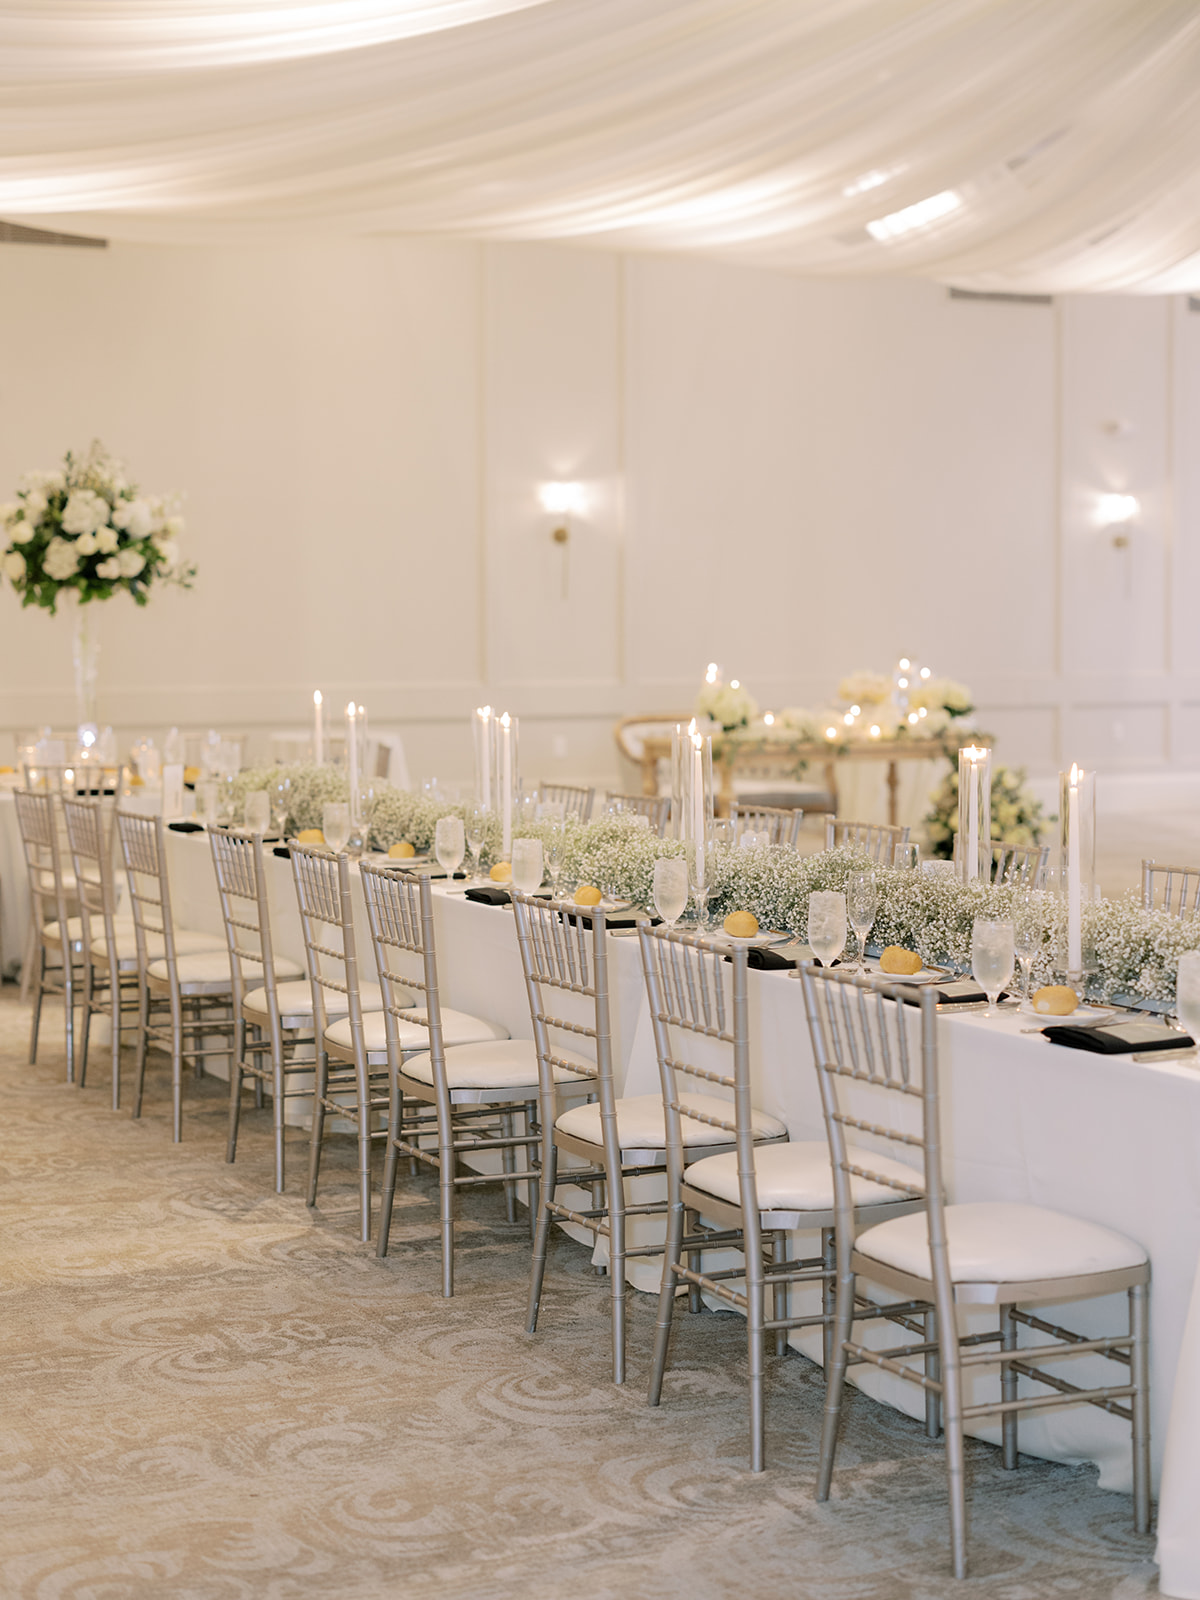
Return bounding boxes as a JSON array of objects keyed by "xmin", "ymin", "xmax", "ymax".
[{"xmin": 160, "ymin": 829, "xmax": 1200, "ymax": 1594}]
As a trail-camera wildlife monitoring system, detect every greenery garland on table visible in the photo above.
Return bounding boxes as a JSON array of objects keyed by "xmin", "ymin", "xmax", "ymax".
[{"xmin": 234, "ymin": 763, "xmax": 1198, "ymax": 1009}]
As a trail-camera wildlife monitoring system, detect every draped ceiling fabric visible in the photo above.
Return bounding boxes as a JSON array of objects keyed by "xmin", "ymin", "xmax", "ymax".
[{"xmin": 3, "ymin": 0, "xmax": 1200, "ymax": 291}]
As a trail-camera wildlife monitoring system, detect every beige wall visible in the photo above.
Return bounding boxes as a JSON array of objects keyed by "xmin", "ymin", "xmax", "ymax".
[{"xmin": 0, "ymin": 236, "xmax": 1193, "ymax": 787}]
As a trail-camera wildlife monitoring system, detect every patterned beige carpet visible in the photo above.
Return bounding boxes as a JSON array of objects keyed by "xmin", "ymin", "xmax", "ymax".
[{"xmin": 0, "ymin": 988, "xmax": 1160, "ymax": 1600}]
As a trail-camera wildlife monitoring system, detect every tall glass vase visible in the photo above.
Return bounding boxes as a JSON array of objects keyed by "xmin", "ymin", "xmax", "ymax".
[{"xmin": 70, "ymin": 595, "xmax": 101, "ymax": 740}]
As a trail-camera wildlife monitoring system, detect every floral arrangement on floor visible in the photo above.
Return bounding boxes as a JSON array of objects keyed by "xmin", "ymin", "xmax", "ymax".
[
  {"xmin": 234, "ymin": 762, "xmax": 1195, "ymax": 1007},
  {"xmin": 0, "ymin": 441, "xmax": 195, "ymax": 613},
  {"xmin": 923, "ymin": 763, "xmax": 1049, "ymax": 860}
]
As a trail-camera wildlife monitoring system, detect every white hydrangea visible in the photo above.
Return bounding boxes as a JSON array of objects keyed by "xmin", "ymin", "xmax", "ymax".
[
  {"xmin": 43, "ymin": 536, "xmax": 80, "ymax": 580},
  {"xmin": 74, "ymin": 531, "xmax": 98, "ymax": 557},
  {"xmin": 61, "ymin": 490, "xmax": 110, "ymax": 536},
  {"xmin": 22, "ymin": 490, "xmax": 48, "ymax": 523},
  {"xmin": 9, "ymin": 518, "xmax": 33, "ymax": 546},
  {"xmin": 116, "ymin": 546, "xmax": 146, "ymax": 577},
  {"xmin": 2, "ymin": 550, "xmax": 26, "ymax": 583},
  {"xmin": 95, "ymin": 556, "xmax": 122, "ymax": 580},
  {"xmin": 111, "ymin": 498, "xmax": 153, "ymax": 538},
  {"xmin": 94, "ymin": 526, "xmax": 119, "ymax": 554}
]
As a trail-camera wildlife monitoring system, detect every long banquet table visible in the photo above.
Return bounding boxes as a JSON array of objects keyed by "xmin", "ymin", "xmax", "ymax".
[{"xmin": 161, "ymin": 829, "xmax": 1200, "ymax": 1595}]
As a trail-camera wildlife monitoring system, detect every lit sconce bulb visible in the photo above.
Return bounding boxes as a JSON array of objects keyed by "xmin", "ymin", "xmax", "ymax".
[
  {"xmin": 918, "ymin": 706, "xmax": 928, "ymax": 718},
  {"xmin": 64, "ymin": 767, "xmax": 75, "ymax": 782},
  {"xmin": 825, "ymin": 726, "xmax": 838, "ymax": 740},
  {"xmin": 898, "ymin": 658, "xmax": 911, "ymax": 671},
  {"xmin": 869, "ymin": 725, "xmax": 881, "ymax": 738},
  {"xmin": 843, "ymin": 711, "xmax": 855, "ymax": 726},
  {"xmin": 763, "ymin": 712, "xmax": 775, "ymax": 726},
  {"xmin": 730, "ymin": 679, "xmax": 740, "ymax": 690},
  {"xmin": 850, "ymin": 704, "xmax": 861, "ymax": 716},
  {"xmin": 919, "ymin": 667, "xmax": 931, "ymax": 680},
  {"xmin": 908, "ymin": 712, "xmax": 919, "ymax": 725},
  {"xmin": 80, "ymin": 728, "xmax": 96, "ymax": 748},
  {"xmin": 897, "ymin": 677, "xmax": 908, "ymax": 689},
  {"xmin": 539, "ymin": 481, "xmax": 586, "ymax": 516},
  {"xmin": 1096, "ymin": 493, "xmax": 1139, "ymax": 525}
]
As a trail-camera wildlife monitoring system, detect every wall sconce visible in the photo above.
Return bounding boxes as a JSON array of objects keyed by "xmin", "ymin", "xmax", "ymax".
[
  {"xmin": 539, "ymin": 481, "xmax": 586, "ymax": 598},
  {"xmin": 1096, "ymin": 492, "xmax": 1139, "ymax": 549}
]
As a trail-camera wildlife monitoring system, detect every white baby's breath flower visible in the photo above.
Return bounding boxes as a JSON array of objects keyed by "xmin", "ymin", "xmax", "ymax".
[{"xmin": 43, "ymin": 536, "xmax": 80, "ymax": 579}]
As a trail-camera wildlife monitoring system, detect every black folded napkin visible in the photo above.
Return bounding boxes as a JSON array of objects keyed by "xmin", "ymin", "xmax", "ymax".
[
  {"xmin": 897, "ymin": 978, "xmax": 998, "ymax": 1006},
  {"xmin": 465, "ymin": 885, "xmax": 510, "ymax": 906},
  {"xmin": 168, "ymin": 820, "xmax": 205, "ymax": 833},
  {"xmin": 272, "ymin": 844, "xmax": 292, "ymax": 859},
  {"xmin": 725, "ymin": 947, "xmax": 797, "ymax": 970},
  {"xmin": 565, "ymin": 909, "xmax": 646, "ymax": 930},
  {"xmin": 1044, "ymin": 1021, "xmax": 1194, "ymax": 1054}
]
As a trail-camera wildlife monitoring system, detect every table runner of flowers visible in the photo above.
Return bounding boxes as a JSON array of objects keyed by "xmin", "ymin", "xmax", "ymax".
[{"xmin": 233, "ymin": 763, "xmax": 1194, "ymax": 1010}]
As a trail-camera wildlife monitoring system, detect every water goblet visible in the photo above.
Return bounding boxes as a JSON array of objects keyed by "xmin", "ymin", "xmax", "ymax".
[
  {"xmin": 1010, "ymin": 888, "xmax": 1042, "ymax": 1005},
  {"xmin": 971, "ymin": 917, "xmax": 1014, "ymax": 1017},
  {"xmin": 846, "ymin": 868, "xmax": 877, "ymax": 972},
  {"xmin": 652, "ymin": 857, "xmax": 689, "ymax": 927},
  {"xmin": 217, "ymin": 774, "xmax": 238, "ymax": 825},
  {"xmin": 243, "ymin": 790, "xmax": 270, "ymax": 834},
  {"xmin": 511, "ymin": 837, "xmax": 544, "ymax": 896},
  {"xmin": 196, "ymin": 780, "xmax": 219, "ymax": 828},
  {"xmin": 1174, "ymin": 950, "xmax": 1200, "ymax": 1048},
  {"xmin": 689, "ymin": 840, "xmax": 719, "ymax": 929},
  {"xmin": 893, "ymin": 842, "xmax": 920, "ymax": 869},
  {"xmin": 807, "ymin": 891, "xmax": 847, "ymax": 967},
  {"xmin": 272, "ymin": 776, "xmax": 291, "ymax": 839},
  {"xmin": 322, "ymin": 802, "xmax": 351, "ymax": 853},
  {"xmin": 434, "ymin": 814, "xmax": 465, "ymax": 882},
  {"xmin": 544, "ymin": 820, "xmax": 566, "ymax": 898},
  {"xmin": 465, "ymin": 802, "xmax": 487, "ymax": 881}
]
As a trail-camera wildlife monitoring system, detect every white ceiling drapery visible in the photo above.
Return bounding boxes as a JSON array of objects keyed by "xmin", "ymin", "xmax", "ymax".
[{"xmin": 3, "ymin": 0, "xmax": 1200, "ymax": 291}]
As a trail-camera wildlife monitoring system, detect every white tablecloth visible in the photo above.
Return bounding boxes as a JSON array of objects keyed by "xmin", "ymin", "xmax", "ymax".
[{"xmin": 160, "ymin": 829, "xmax": 1200, "ymax": 1596}]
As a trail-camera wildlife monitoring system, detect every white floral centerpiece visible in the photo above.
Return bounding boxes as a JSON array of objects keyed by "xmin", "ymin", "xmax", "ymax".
[
  {"xmin": 694, "ymin": 674, "xmax": 758, "ymax": 732},
  {"xmin": 1, "ymin": 441, "xmax": 194, "ymax": 614},
  {"xmin": 923, "ymin": 762, "xmax": 1048, "ymax": 860}
]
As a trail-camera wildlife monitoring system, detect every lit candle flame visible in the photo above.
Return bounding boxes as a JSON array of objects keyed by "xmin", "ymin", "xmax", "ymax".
[{"xmin": 313, "ymin": 689, "xmax": 322, "ymax": 707}]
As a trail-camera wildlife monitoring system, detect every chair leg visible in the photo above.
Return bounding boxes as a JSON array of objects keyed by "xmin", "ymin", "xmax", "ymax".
[
  {"xmin": 1130, "ymin": 1283, "xmax": 1152, "ymax": 1535},
  {"xmin": 821, "ymin": 1227, "xmax": 836, "ymax": 1374},
  {"xmin": 1000, "ymin": 1303, "xmax": 1018, "ymax": 1468},
  {"xmin": 686, "ymin": 1207, "xmax": 702, "ymax": 1314},
  {"xmin": 376, "ymin": 1069, "xmax": 402, "ymax": 1259},
  {"xmin": 526, "ymin": 1141, "xmax": 558, "ymax": 1335},
  {"xmin": 747, "ymin": 1249, "xmax": 766, "ymax": 1472},
  {"xmin": 438, "ymin": 1104, "xmax": 455, "ymax": 1298},
  {"xmin": 525, "ymin": 1099, "xmax": 539, "ymax": 1234},
  {"xmin": 307, "ymin": 1049, "xmax": 330, "ymax": 1207},
  {"xmin": 19, "ymin": 916, "xmax": 36, "ymax": 1004},
  {"xmin": 78, "ymin": 963, "xmax": 94, "ymax": 1090},
  {"xmin": 500, "ymin": 1109, "xmax": 518, "ymax": 1224},
  {"xmin": 170, "ymin": 994, "xmax": 184, "ymax": 1143},
  {"xmin": 772, "ymin": 1229, "xmax": 789, "ymax": 1359},
  {"xmin": 111, "ymin": 973, "xmax": 125, "ymax": 1112},
  {"xmin": 608, "ymin": 1160, "xmax": 627, "ymax": 1385},
  {"xmin": 356, "ymin": 1078, "xmax": 372, "ymax": 1245},
  {"xmin": 132, "ymin": 982, "xmax": 149, "ymax": 1119},
  {"xmin": 270, "ymin": 1029, "xmax": 286, "ymax": 1193},
  {"xmin": 648, "ymin": 1184, "xmax": 686, "ymax": 1407},
  {"xmin": 815, "ymin": 1263, "xmax": 857, "ymax": 1501},
  {"xmin": 62, "ymin": 951, "xmax": 76, "ymax": 1086},
  {"xmin": 939, "ymin": 1315, "xmax": 968, "ymax": 1579},
  {"xmin": 226, "ymin": 1043, "xmax": 244, "ymax": 1164},
  {"xmin": 28, "ymin": 946, "xmax": 46, "ymax": 1064},
  {"xmin": 926, "ymin": 1308, "xmax": 942, "ymax": 1439}
]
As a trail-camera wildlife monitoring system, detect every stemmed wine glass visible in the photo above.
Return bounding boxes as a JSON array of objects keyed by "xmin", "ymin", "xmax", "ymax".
[
  {"xmin": 807, "ymin": 891, "xmax": 847, "ymax": 967},
  {"xmin": 1011, "ymin": 888, "xmax": 1042, "ymax": 1006},
  {"xmin": 971, "ymin": 917, "xmax": 1015, "ymax": 1017},
  {"xmin": 322, "ymin": 802, "xmax": 351, "ymax": 853},
  {"xmin": 652, "ymin": 857, "xmax": 689, "ymax": 927},
  {"xmin": 511, "ymin": 837, "xmax": 544, "ymax": 895},
  {"xmin": 846, "ymin": 868, "xmax": 878, "ymax": 972},
  {"xmin": 435, "ymin": 815, "xmax": 465, "ymax": 882},
  {"xmin": 1174, "ymin": 950, "xmax": 1200, "ymax": 1049},
  {"xmin": 243, "ymin": 790, "xmax": 270, "ymax": 834},
  {"xmin": 689, "ymin": 840, "xmax": 718, "ymax": 929},
  {"xmin": 544, "ymin": 820, "xmax": 566, "ymax": 898},
  {"xmin": 272, "ymin": 776, "xmax": 291, "ymax": 840},
  {"xmin": 465, "ymin": 803, "xmax": 487, "ymax": 882}
]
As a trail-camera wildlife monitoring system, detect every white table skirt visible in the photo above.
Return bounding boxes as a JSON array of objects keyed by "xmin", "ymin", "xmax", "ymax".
[{"xmin": 161, "ymin": 831, "xmax": 1200, "ymax": 1596}]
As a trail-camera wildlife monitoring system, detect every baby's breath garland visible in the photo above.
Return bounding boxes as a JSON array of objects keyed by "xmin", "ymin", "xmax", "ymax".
[{"xmin": 232, "ymin": 763, "xmax": 1200, "ymax": 1008}]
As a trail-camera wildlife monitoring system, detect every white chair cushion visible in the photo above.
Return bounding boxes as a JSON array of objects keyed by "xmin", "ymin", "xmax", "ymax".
[
  {"xmin": 243, "ymin": 980, "xmax": 385, "ymax": 1021},
  {"xmin": 93, "ymin": 926, "xmax": 226, "ymax": 962},
  {"xmin": 403, "ymin": 1038, "xmax": 590, "ymax": 1090},
  {"xmin": 45, "ymin": 914, "xmax": 135, "ymax": 949},
  {"xmin": 684, "ymin": 1140, "xmax": 924, "ymax": 1213},
  {"xmin": 148, "ymin": 951, "xmax": 233, "ymax": 985},
  {"xmin": 855, "ymin": 1201, "xmax": 1147, "ymax": 1285},
  {"xmin": 555, "ymin": 1092, "xmax": 786, "ymax": 1157},
  {"xmin": 325, "ymin": 1007, "xmax": 508, "ymax": 1057}
]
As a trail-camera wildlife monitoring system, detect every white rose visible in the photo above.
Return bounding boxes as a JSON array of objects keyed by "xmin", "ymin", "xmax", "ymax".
[
  {"xmin": 116, "ymin": 547, "xmax": 145, "ymax": 577},
  {"xmin": 9, "ymin": 518, "xmax": 33, "ymax": 546},
  {"xmin": 23, "ymin": 490, "xmax": 48, "ymax": 523},
  {"xmin": 2, "ymin": 550, "xmax": 26, "ymax": 583},
  {"xmin": 95, "ymin": 556, "xmax": 122, "ymax": 580},
  {"xmin": 61, "ymin": 490, "xmax": 109, "ymax": 536},
  {"xmin": 0, "ymin": 503, "xmax": 17, "ymax": 525},
  {"xmin": 165, "ymin": 515, "xmax": 184, "ymax": 538},
  {"xmin": 153, "ymin": 537, "xmax": 178, "ymax": 572},
  {"xmin": 111, "ymin": 498, "xmax": 153, "ymax": 538},
  {"xmin": 94, "ymin": 526, "xmax": 119, "ymax": 554},
  {"xmin": 75, "ymin": 531, "xmax": 97, "ymax": 557},
  {"xmin": 42, "ymin": 536, "xmax": 80, "ymax": 580}
]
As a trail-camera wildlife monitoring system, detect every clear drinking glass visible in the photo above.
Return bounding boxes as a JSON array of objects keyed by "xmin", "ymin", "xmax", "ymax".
[
  {"xmin": 1011, "ymin": 888, "xmax": 1042, "ymax": 1005},
  {"xmin": 893, "ymin": 842, "xmax": 920, "ymax": 869},
  {"xmin": 511, "ymin": 837, "xmax": 544, "ymax": 895},
  {"xmin": 465, "ymin": 802, "xmax": 487, "ymax": 881},
  {"xmin": 435, "ymin": 815, "xmax": 465, "ymax": 880},
  {"xmin": 218, "ymin": 774, "xmax": 238, "ymax": 825},
  {"xmin": 544, "ymin": 820, "xmax": 566, "ymax": 897},
  {"xmin": 1174, "ymin": 950, "xmax": 1200, "ymax": 1045},
  {"xmin": 322, "ymin": 802, "xmax": 351, "ymax": 853},
  {"xmin": 272, "ymin": 776, "xmax": 291, "ymax": 839},
  {"xmin": 197, "ymin": 780, "xmax": 219, "ymax": 827},
  {"xmin": 808, "ymin": 890, "xmax": 847, "ymax": 967},
  {"xmin": 652, "ymin": 857, "xmax": 689, "ymax": 926},
  {"xmin": 243, "ymin": 790, "xmax": 270, "ymax": 833},
  {"xmin": 846, "ymin": 868, "xmax": 878, "ymax": 972},
  {"xmin": 689, "ymin": 840, "xmax": 718, "ymax": 929},
  {"xmin": 971, "ymin": 917, "xmax": 1015, "ymax": 1016}
]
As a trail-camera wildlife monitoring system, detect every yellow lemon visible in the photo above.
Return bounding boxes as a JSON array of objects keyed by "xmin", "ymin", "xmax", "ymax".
[
  {"xmin": 1032, "ymin": 984, "xmax": 1078, "ymax": 1016},
  {"xmin": 296, "ymin": 828, "xmax": 325, "ymax": 845},
  {"xmin": 183, "ymin": 765, "xmax": 200, "ymax": 786},
  {"xmin": 388, "ymin": 841, "xmax": 416, "ymax": 859},
  {"xmin": 489, "ymin": 862, "xmax": 512, "ymax": 883},
  {"xmin": 723, "ymin": 910, "xmax": 759, "ymax": 938},
  {"xmin": 880, "ymin": 946, "xmax": 922, "ymax": 975},
  {"xmin": 574, "ymin": 884, "xmax": 602, "ymax": 906}
]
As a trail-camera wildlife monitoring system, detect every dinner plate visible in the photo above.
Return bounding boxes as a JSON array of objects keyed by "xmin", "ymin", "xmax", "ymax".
[
  {"xmin": 568, "ymin": 897, "xmax": 632, "ymax": 914},
  {"xmin": 713, "ymin": 929, "xmax": 792, "ymax": 949},
  {"xmin": 864, "ymin": 960, "xmax": 953, "ymax": 986},
  {"xmin": 1019, "ymin": 1002, "xmax": 1116, "ymax": 1028}
]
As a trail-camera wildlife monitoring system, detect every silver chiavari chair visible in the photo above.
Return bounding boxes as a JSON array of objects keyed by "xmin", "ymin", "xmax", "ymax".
[
  {"xmin": 62, "ymin": 796, "xmax": 140, "ymax": 1108},
  {"xmin": 953, "ymin": 835, "xmax": 1049, "ymax": 886},
  {"xmin": 116, "ymin": 810, "xmax": 232, "ymax": 1141},
  {"xmin": 801, "ymin": 964, "xmax": 1151, "ymax": 1580},
  {"xmin": 730, "ymin": 801, "xmax": 805, "ymax": 848},
  {"xmin": 362, "ymin": 861, "xmax": 549, "ymax": 1291},
  {"xmin": 14, "ymin": 788, "xmax": 82, "ymax": 1081},
  {"xmin": 537, "ymin": 781, "xmax": 594, "ymax": 822},
  {"xmin": 514, "ymin": 890, "xmax": 672, "ymax": 1383},
  {"xmin": 209, "ymin": 829, "xmax": 309, "ymax": 1191},
  {"xmin": 23, "ymin": 761, "xmax": 120, "ymax": 797},
  {"xmin": 1142, "ymin": 859, "xmax": 1200, "ymax": 919},
  {"xmin": 603, "ymin": 793, "xmax": 671, "ymax": 836},
  {"xmin": 825, "ymin": 818, "xmax": 911, "ymax": 862}
]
